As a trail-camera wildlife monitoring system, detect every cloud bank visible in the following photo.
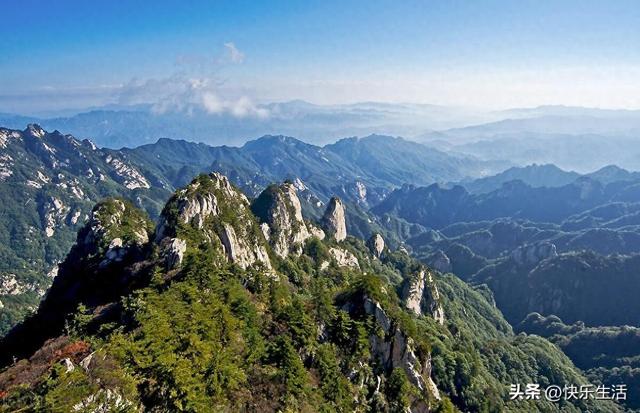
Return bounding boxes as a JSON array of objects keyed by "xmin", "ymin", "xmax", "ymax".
[{"xmin": 116, "ymin": 43, "xmax": 268, "ymax": 118}]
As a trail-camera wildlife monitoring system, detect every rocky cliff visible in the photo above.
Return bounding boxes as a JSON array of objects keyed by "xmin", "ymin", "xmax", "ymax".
[
  {"xmin": 251, "ymin": 182, "xmax": 324, "ymax": 258},
  {"xmin": 156, "ymin": 173, "xmax": 272, "ymax": 270},
  {"xmin": 402, "ymin": 269, "xmax": 445, "ymax": 325},
  {"xmin": 367, "ymin": 233, "xmax": 385, "ymax": 258},
  {"xmin": 322, "ymin": 196, "xmax": 347, "ymax": 242}
]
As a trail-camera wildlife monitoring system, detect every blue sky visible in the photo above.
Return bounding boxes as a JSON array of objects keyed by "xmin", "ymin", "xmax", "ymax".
[{"xmin": 1, "ymin": 0, "xmax": 639, "ymax": 114}]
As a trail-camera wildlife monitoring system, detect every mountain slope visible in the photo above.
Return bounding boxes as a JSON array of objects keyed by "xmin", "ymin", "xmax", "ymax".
[
  {"xmin": 458, "ymin": 164, "xmax": 580, "ymax": 194},
  {"xmin": 0, "ymin": 125, "xmax": 501, "ymax": 336},
  {"xmin": 373, "ymin": 178, "xmax": 640, "ymax": 229},
  {"xmin": 0, "ymin": 173, "xmax": 621, "ymax": 412},
  {"xmin": 0, "ymin": 125, "xmax": 170, "ymax": 334}
]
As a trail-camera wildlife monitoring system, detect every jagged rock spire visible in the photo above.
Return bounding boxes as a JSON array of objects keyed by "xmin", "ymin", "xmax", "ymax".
[
  {"xmin": 155, "ymin": 172, "xmax": 271, "ymax": 270},
  {"xmin": 367, "ymin": 233, "xmax": 385, "ymax": 258},
  {"xmin": 251, "ymin": 181, "xmax": 324, "ymax": 258},
  {"xmin": 25, "ymin": 123, "xmax": 46, "ymax": 139},
  {"xmin": 322, "ymin": 196, "xmax": 347, "ymax": 242},
  {"xmin": 402, "ymin": 268, "xmax": 445, "ymax": 325}
]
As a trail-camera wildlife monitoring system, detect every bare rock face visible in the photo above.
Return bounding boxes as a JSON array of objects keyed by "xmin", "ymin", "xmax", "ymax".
[
  {"xmin": 402, "ymin": 269, "xmax": 445, "ymax": 325},
  {"xmin": 162, "ymin": 238, "xmax": 187, "ymax": 270},
  {"xmin": 367, "ymin": 233, "xmax": 385, "ymax": 258},
  {"xmin": 219, "ymin": 223, "xmax": 271, "ymax": 269},
  {"xmin": 429, "ymin": 250, "xmax": 452, "ymax": 273},
  {"xmin": 175, "ymin": 192, "xmax": 218, "ymax": 231},
  {"xmin": 328, "ymin": 247, "xmax": 360, "ymax": 269},
  {"xmin": 362, "ymin": 296, "xmax": 441, "ymax": 406},
  {"xmin": 156, "ymin": 173, "xmax": 271, "ymax": 270},
  {"xmin": 251, "ymin": 182, "xmax": 321, "ymax": 258},
  {"xmin": 322, "ymin": 197, "xmax": 347, "ymax": 242},
  {"xmin": 510, "ymin": 242, "xmax": 558, "ymax": 266}
]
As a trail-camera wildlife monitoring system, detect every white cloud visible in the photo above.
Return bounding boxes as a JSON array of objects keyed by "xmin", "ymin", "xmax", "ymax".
[
  {"xmin": 224, "ymin": 42, "xmax": 245, "ymax": 64},
  {"xmin": 114, "ymin": 42, "xmax": 267, "ymax": 118},
  {"xmin": 228, "ymin": 96, "xmax": 269, "ymax": 118}
]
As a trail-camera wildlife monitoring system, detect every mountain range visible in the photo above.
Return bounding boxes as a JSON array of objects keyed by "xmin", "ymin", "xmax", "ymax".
[
  {"xmin": 2, "ymin": 123, "xmax": 640, "ymax": 410},
  {"xmin": 0, "ymin": 101, "xmax": 497, "ymax": 148},
  {"xmin": 0, "ymin": 125, "xmax": 505, "ymax": 335},
  {"xmin": 0, "ymin": 172, "xmax": 624, "ymax": 412}
]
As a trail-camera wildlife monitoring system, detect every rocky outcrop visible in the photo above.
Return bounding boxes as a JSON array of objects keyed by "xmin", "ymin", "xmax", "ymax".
[
  {"xmin": 402, "ymin": 269, "xmax": 445, "ymax": 325},
  {"xmin": 79, "ymin": 199, "xmax": 151, "ymax": 267},
  {"xmin": 251, "ymin": 182, "xmax": 323, "ymax": 258},
  {"xmin": 510, "ymin": 242, "xmax": 558, "ymax": 266},
  {"xmin": 156, "ymin": 191, "xmax": 218, "ymax": 239},
  {"xmin": 104, "ymin": 154, "xmax": 151, "ymax": 190},
  {"xmin": 156, "ymin": 173, "xmax": 271, "ymax": 270},
  {"xmin": 328, "ymin": 247, "xmax": 360, "ymax": 269},
  {"xmin": 0, "ymin": 199, "xmax": 154, "ymax": 365},
  {"xmin": 219, "ymin": 223, "xmax": 272, "ymax": 269},
  {"xmin": 40, "ymin": 196, "xmax": 69, "ymax": 238},
  {"xmin": 362, "ymin": 297, "xmax": 441, "ymax": 407},
  {"xmin": 428, "ymin": 250, "xmax": 452, "ymax": 274},
  {"xmin": 322, "ymin": 197, "xmax": 347, "ymax": 242},
  {"xmin": 0, "ymin": 153, "xmax": 13, "ymax": 181},
  {"xmin": 367, "ymin": 233, "xmax": 385, "ymax": 258},
  {"xmin": 161, "ymin": 238, "xmax": 187, "ymax": 270},
  {"xmin": 0, "ymin": 274, "xmax": 32, "ymax": 295}
]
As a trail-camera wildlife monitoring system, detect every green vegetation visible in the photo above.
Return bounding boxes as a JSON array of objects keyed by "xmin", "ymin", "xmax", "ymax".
[
  {"xmin": 519, "ymin": 313, "xmax": 640, "ymax": 409},
  {"xmin": 0, "ymin": 174, "xmax": 627, "ymax": 412}
]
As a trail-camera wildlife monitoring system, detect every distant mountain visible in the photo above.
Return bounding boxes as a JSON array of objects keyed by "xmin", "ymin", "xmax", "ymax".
[
  {"xmin": 325, "ymin": 134, "xmax": 503, "ymax": 187},
  {"xmin": 497, "ymin": 105, "xmax": 640, "ymax": 120},
  {"xmin": 371, "ymin": 177, "xmax": 640, "ymax": 228},
  {"xmin": 458, "ymin": 164, "xmax": 580, "ymax": 193},
  {"xmin": 585, "ymin": 165, "xmax": 640, "ymax": 184},
  {"xmin": 3, "ymin": 101, "xmax": 496, "ymax": 149},
  {"xmin": 422, "ymin": 114, "xmax": 640, "ymax": 143},
  {"xmin": 415, "ymin": 107, "xmax": 640, "ymax": 172},
  {"xmin": 456, "ymin": 163, "xmax": 640, "ymax": 194},
  {"xmin": 422, "ymin": 132, "xmax": 640, "ymax": 173},
  {"xmin": 124, "ymin": 134, "xmax": 503, "ymax": 204}
]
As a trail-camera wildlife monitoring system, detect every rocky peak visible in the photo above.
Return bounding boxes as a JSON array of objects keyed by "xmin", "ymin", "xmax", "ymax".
[
  {"xmin": 510, "ymin": 242, "xmax": 558, "ymax": 266},
  {"xmin": 78, "ymin": 199, "xmax": 152, "ymax": 267},
  {"xmin": 251, "ymin": 182, "xmax": 323, "ymax": 258},
  {"xmin": 402, "ymin": 269, "xmax": 445, "ymax": 325},
  {"xmin": 156, "ymin": 173, "xmax": 271, "ymax": 270},
  {"xmin": 25, "ymin": 124, "xmax": 46, "ymax": 139},
  {"xmin": 0, "ymin": 200, "xmax": 154, "ymax": 365},
  {"xmin": 366, "ymin": 233, "xmax": 385, "ymax": 258},
  {"xmin": 322, "ymin": 196, "xmax": 347, "ymax": 242}
]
